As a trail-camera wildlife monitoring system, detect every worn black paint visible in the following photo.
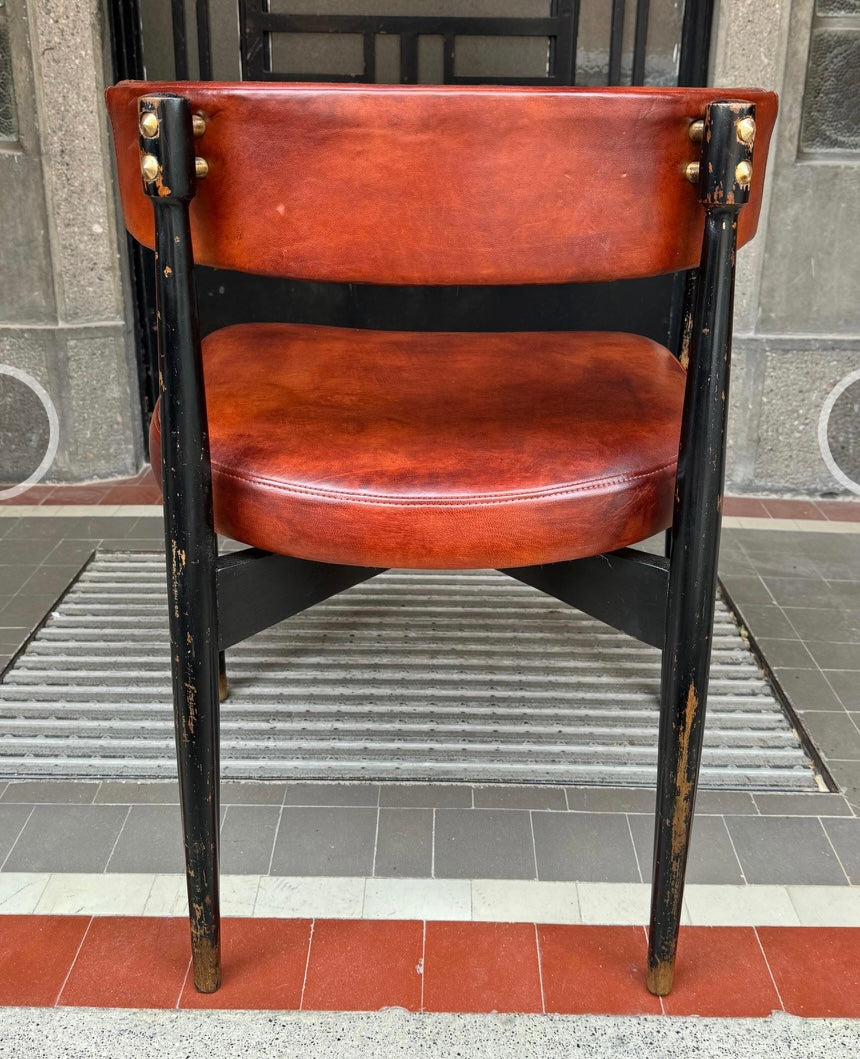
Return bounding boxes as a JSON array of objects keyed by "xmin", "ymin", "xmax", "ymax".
[
  {"xmin": 647, "ymin": 101, "xmax": 756, "ymax": 995},
  {"xmin": 142, "ymin": 93, "xmax": 221, "ymax": 994}
]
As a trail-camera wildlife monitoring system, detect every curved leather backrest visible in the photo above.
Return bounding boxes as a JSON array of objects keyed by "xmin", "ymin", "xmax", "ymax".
[{"xmin": 106, "ymin": 81, "xmax": 777, "ymax": 286}]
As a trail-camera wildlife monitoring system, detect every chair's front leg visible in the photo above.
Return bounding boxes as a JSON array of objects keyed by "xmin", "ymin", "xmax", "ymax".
[
  {"xmin": 646, "ymin": 99, "xmax": 756, "ymax": 996},
  {"xmin": 141, "ymin": 92, "xmax": 222, "ymax": 993}
]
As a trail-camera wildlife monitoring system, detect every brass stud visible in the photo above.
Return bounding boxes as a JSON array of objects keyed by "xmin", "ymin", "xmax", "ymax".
[
  {"xmin": 735, "ymin": 160, "xmax": 753, "ymax": 186},
  {"xmin": 192, "ymin": 114, "xmax": 206, "ymax": 137},
  {"xmin": 141, "ymin": 154, "xmax": 159, "ymax": 182},
  {"xmin": 195, "ymin": 156, "xmax": 209, "ymax": 179},
  {"xmin": 688, "ymin": 119, "xmax": 704, "ymax": 143},
  {"xmin": 737, "ymin": 116, "xmax": 756, "ymax": 144},
  {"xmin": 685, "ymin": 161, "xmax": 700, "ymax": 184},
  {"xmin": 139, "ymin": 112, "xmax": 159, "ymax": 138}
]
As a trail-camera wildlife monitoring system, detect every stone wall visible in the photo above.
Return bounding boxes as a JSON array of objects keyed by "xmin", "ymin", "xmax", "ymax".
[
  {"xmin": 1, "ymin": 0, "xmax": 858, "ymax": 493},
  {"xmin": 0, "ymin": 0, "xmax": 141, "ymax": 483}
]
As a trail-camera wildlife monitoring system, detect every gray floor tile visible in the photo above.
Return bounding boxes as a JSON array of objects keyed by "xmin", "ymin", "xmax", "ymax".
[
  {"xmin": 0, "ymin": 540, "xmax": 71, "ymax": 566},
  {"xmin": 824, "ymin": 670, "xmax": 860, "ymax": 709},
  {"xmin": 95, "ymin": 781, "xmax": 180, "ymax": 804},
  {"xmin": 19, "ymin": 565, "xmax": 82, "ymax": 596},
  {"xmin": 221, "ymin": 781, "xmax": 286, "ymax": 805},
  {"xmin": 532, "ymin": 812, "xmax": 638, "ymax": 883},
  {"xmin": 106, "ymin": 805, "xmax": 184, "ymax": 873},
  {"xmin": 0, "ymin": 565, "xmax": 38, "ymax": 595},
  {"xmin": 0, "ymin": 805, "xmax": 33, "ymax": 865},
  {"xmin": 785, "ymin": 608, "xmax": 860, "ymax": 644},
  {"xmin": 761, "ymin": 576, "xmax": 834, "ymax": 608},
  {"xmin": 1, "ymin": 780, "xmax": 100, "ymax": 804},
  {"xmin": 270, "ymin": 807, "xmax": 377, "ymax": 876},
  {"xmin": 774, "ymin": 669, "xmax": 844, "ymax": 711},
  {"xmin": 799, "ymin": 711, "xmax": 860, "ymax": 761},
  {"xmin": 719, "ymin": 575, "xmax": 773, "ymax": 605},
  {"xmin": 2, "ymin": 517, "xmax": 83, "ymax": 541},
  {"xmin": 220, "ymin": 805, "xmax": 281, "ymax": 874},
  {"xmin": 378, "ymin": 784, "xmax": 472, "ymax": 808},
  {"xmin": 734, "ymin": 604, "xmax": 797, "ymax": 639},
  {"xmin": 830, "ymin": 761, "xmax": 860, "ymax": 794},
  {"xmin": 0, "ymin": 628, "xmax": 28, "ymax": 648},
  {"xmin": 4, "ymin": 804, "xmax": 129, "ymax": 873},
  {"xmin": 754, "ymin": 792, "xmax": 852, "ymax": 817},
  {"xmin": 628, "ymin": 813, "xmax": 744, "ymax": 884},
  {"xmin": 0, "ymin": 593, "xmax": 61, "ymax": 628},
  {"xmin": 435, "ymin": 809, "xmax": 535, "ymax": 880},
  {"xmin": 693, "ymin": 790, "xmax": 758, "ymax": 815},
  {"xmin": 42, "ymin": 540, "xmax": 97, "ymax": 566},
  {"xmin": 753, "ymin": 639, "xmax": 815, "ymax": 670},
  {"xmin": 282, "ymin": 783, "xmax": 379, "ymax": 807},
  {"xmin": 374, "ymin": 808, "xmax": 432, "ymax": 877},
  {"xmin": 827, "ymin": 581, "xmax": 860, "ymax": 609},
  {"xmin": 804, "ymin": 641, "xmax": 860, "ymax": 670},
  {"xmin": 126, "ymin": 517, "xmax": 165, "ymax": 539},
  {"xmin": 823, "ymin": 818, "xmax": 860, "ymax": 884},
  {"xmin": 725, "ymin": 816, "xmax": 848, "ymax": 884},
  {"xmin": 473, "ymin": 785, "xmax": 566, "ymax": 811},
  {"xmin": 98, "ymin": 539, "xmax": 161, "ymax": 552},
  {"xmin": 564, "ymin": 787, "xmax": 655, "ymax": 814}
]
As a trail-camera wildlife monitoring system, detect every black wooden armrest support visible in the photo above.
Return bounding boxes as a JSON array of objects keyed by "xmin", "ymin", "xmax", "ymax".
[
  {"xmin": 501, "ymin": 548, "xmax": 669, "ymax": 650},
  {"xmin": 216, "ymin": 548, "xmax": 386, "ymax": 650}
]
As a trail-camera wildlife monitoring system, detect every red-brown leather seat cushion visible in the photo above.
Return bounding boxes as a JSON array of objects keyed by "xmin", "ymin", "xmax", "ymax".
[{"xmin": 149, "ymin": 323, "xmax": 685, "ymax": 569}]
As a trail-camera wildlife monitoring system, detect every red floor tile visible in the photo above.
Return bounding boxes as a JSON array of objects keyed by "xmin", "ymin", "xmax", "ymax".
[
  {"xmin": 661, "ymin": 927, "xmax": 781, "ymax": 1017},
  {"xmin": 0, "ymin": 915, "xmax": 90, "ymax": 1006},
  {"xmin": 723, "ymin": 497, "xmax": 769, "ymax": 517},
  {"xmin": 42, "ymin": 486, "xmax": 112, "ymax": 505},
  {"xmin": 815, "ymin": 500, "xmax": 860, "ymax": 522},
  {"xmin": 58, "ymin": 916, "xmax": 190, "ymax": 1008},
  {"xmin": 301, "ymin": 919, "xmax": 423, "ymax": 1012},
  {"xmin": 180, "ymin": 918, "xmax": 311, "ymax": 1009},
  {"xmin": 103, "ymin": 485, "xmax": 161, "ymax": 505},
  {"xmin": 761, "ymin": 499, "xmax": 825, "ymax": 520},
  {"xmin": 423, "ymin": 921, "xmax": 542, "ymax": 1014},
  {"xmin": 538, "ymin": 925, "xmax": 660, "ymax": 1015},
  {"xmin": 757, "ymin": 927, "xmax": 860, "ymax": 1017}
]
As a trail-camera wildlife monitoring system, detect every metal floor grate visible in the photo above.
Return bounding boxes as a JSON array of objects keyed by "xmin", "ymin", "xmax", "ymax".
[{"xmin": 0, "ymin": 552, "xmax": 819, "ymax": 789}]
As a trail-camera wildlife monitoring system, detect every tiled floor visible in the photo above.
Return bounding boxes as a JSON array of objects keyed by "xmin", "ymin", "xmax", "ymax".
[
  {"xmin": 1, "ymin": 492, "xmax": 860, "ymax": 1017},
  {"xmin": 1, "ymin": 913, "xmax": 859, "ymax": 1016}
]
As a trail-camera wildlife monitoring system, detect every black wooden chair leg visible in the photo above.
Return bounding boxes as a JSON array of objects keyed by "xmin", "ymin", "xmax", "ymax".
[
  {"xmin": 647, "ymin": 607, "xmax": 710, "ymax": 996},
  {"xmin": 171, "ymin": 619, "xmax": 221, "ymax": 993}
]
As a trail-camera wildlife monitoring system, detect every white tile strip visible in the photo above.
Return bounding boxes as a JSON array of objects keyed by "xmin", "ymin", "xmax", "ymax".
[{"xmin": 2, "ymin": 874, "xmax": 860, "ymax": 926}]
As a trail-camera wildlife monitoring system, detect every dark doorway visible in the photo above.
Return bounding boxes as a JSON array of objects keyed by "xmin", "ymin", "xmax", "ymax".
[{"xmin": 107, "ymin": 1, "xmax": 717, "ymax": 439}]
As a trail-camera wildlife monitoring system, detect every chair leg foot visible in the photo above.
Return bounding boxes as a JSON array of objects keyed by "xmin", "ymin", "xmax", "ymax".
[
  {"xmin": 646, "ymin": 957, "xmax": 675, "ymax": 996},
  {"xmin": 191, "ymin": 932, "xmax": 222, "ymax": 993}
]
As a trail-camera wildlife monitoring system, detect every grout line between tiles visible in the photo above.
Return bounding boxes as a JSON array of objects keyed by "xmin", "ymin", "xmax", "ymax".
[
  {"xmin": 626, "ymin": 813, "xmax": 644, "ymax": 883},
  {"xmin": 533, "ymin": 922, "xmax": 546, "ymax": 1014},
  {"xmin": 103, "ymin": 805, "xmax": 133, "ymax": 873},
  {"xmin": 818, "ymin": 818, "xmax": 853, "ymax": 885},
  {"xmin": 177, "ymin": 955, "xmax": 193, "ymax": 1009},
  {"xmin": 299, "ymin": 919, "xmax": 315, "ymax": 1011},
  {"xmin": 266, "ymin": 805, "xmax": 284, "ymax": 877},
  {"xmin": 0, "ymin": 805, "xmax": 35, "ymax": 872},
  {"xmin": 752, "ymin": 926, "xmax": 786, "ymax": 1012},
  {"xmin": 54, "ymin": 915, "xmax": 94, "ymax": 1007},
  {"xmin": 528, "ymin": 810, "xmax": 539, "ymax": 881},
  {"xmin": 370, "ymin": 806, "xmax": 381, "ymax": 878},
  {"xmin": 722, "ymin": 820, "xmax": 748, "ymax": 884}
]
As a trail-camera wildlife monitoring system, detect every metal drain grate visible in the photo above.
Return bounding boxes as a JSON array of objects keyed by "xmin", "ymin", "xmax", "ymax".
[{"xmin": 0, "ymin": 552, "xmax": 819, "ymax": 789}]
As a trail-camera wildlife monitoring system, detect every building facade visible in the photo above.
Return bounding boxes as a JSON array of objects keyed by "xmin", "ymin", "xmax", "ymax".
[{"xmin": 1, "ymin": 0, "xmax": 858, "ymax": 494}]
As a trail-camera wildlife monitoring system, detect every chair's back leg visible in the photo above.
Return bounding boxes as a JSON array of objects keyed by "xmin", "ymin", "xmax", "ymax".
[
  {"xmin": 141, "ymin": 93, "xmax": 222, "ymax": 994},
  {"xmin": 647, "ymin": 100, "xmax": 756, "ymax": 996}
]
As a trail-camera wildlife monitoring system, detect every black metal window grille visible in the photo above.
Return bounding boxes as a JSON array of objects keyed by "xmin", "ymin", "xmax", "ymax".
[{"xmin": 150, "ymin": 1, "xmax": 706, "ymax": 90}]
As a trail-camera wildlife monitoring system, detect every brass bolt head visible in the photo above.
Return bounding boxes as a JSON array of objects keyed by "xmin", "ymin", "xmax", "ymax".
[
  {"xmin": 735, "ymin": 160, "xmax": 753, "ymax": 186},
  {"xmin": 141, "ymin": 154, "xmax": 159, "ymax": 182},
  {"xmin": 737, "ymin": 116, "xmax": 756, "ymax": 144},
  {"xmin": 688, "ymin": 119, "xmax": 704, "ymax": 143},
  {"xmin": 139, "ymin": 112, "xmax": 159, "ymax": 138},
  {"xmin": 192, "ymin": 114, "xmax": 206, "ymax": 137},
  {"xmin": 685, "ymin": 161, "xmax": 700, "ymax": 184},
  {"xmin": 195, "ymin": 156, "xmax": 209, "ymax": 179}
]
